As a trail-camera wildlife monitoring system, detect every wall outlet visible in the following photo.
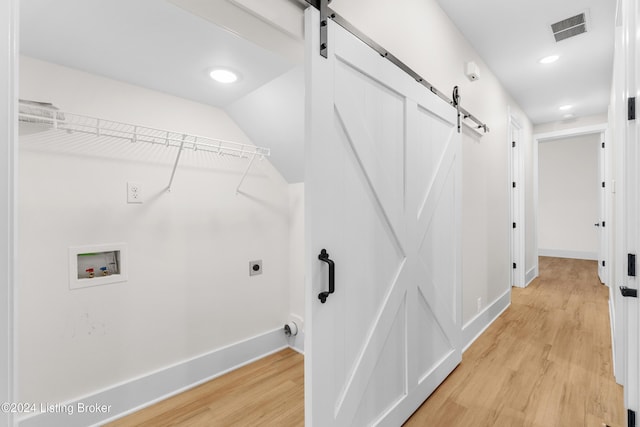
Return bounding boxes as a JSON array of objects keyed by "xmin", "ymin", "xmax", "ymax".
[
  {"xmin": 249, "ymin": 260, "xmax": 262, "ymax": 276},
  {"xmin": 127, "ymin": 182, "xmax": 143, "ymax": 204},
  {"xmin": 477, "ymin": 297, "xmax": 482, "ymax": 313}
]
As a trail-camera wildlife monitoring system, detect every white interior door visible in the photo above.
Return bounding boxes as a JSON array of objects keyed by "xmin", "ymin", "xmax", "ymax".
[
  {"xmin": 622, "ymin": 0, "xmax": 640, "ymax": 418},
  {"xmin": 509, "ymin": 115, "xmax": 524, "ymax": 288},
  {"xmin": 598, "ymin": 132, "xmax": 607, "ymax": 284},
  {"xmin": 625, "ymin": 100, "xmax": 639, "ymax": 423},
  {"xmin": 305, "ymin": 8, "xmax": 462, "ymax": 426}
]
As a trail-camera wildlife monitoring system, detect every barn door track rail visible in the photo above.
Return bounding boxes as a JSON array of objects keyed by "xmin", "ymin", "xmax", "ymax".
[
  {"xmin": 18, "ymin": 100, "xmax": 271, "ymax": 193},
  {"xmin": 298, "ymin": 0, "xmax": 489, "ymax": 133}
]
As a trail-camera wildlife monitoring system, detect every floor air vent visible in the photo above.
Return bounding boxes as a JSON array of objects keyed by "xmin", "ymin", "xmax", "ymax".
[{"xmin": 551, "ymin": 13, "xmax": 587, "ymax": 42}]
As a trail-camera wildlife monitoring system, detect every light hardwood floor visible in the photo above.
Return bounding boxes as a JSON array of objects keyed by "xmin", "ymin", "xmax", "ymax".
[
  {"xmin": 107, "ymin": 257, "xmax": 624, "ymax": 426},
  {"xmin": 405, "ymin": 256, "xmax": 624, "ymax": 427},
  {"xmin": 105, "ymin": 349, "xmax": 304, "ymax": 427}
]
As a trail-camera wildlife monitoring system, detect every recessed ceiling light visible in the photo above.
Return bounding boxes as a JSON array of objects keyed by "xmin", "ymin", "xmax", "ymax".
[
  {"xmin": 539, "ymin": 55, "xmax": 560, "ymax": 64},
  {"xmin": 209, "ymin": 69, "xmax": 238, "ymax": 84},
  {"xmin": 559, "ymin": 104, "xmax": 573, "ymax": 111}
]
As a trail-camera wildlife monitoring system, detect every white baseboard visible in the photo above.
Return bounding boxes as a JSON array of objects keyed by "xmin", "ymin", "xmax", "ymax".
[
  {"xmin": 462, "ymin": 289, "xmax": 511, "ymax": 352},
  {"xmin": 538, "ymin": 249, "xmax": 598, "ymax": 261},
  {"xmin": 18, "ymin": 328, "xmax": 289, "ymax": 427},
  {"xmin": 525, "ymin": 266, "xmax": 538, "ymax": 287},
  {"xmin": 287, "ymin": 330, "xmax": 305, "ymax": 354}
]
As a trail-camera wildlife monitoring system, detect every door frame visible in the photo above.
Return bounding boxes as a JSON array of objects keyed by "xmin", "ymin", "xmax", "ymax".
[
  {"xmin": 508, "ymin": 109, "xmax": 525, "ymax": 288},
  {"xmin": 532, "ymin": 123, "xmax": 609, "ymax": 278},
  {"xmin": 597, "ymin": 128, "xmax": 611, "ymax": 284},
  {"xmin": 1, "ymin": 0, "xmax": 18, "ymax": 426},
  {"xmin": 619, "ymin": 0, "xmax": 640, "ymax": 414}
]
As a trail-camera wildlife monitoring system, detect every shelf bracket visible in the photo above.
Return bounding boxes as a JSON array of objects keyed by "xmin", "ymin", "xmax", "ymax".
[
  {"xmin": 236, "ymin": 153, "xmax": 257, "ymax": 195},
  {"xmin": 167, "ymin": 135, "xmax": 187, "ymax": 192}
]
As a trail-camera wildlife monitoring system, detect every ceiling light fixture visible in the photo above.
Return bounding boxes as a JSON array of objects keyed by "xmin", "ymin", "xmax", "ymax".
[
  {"xmin": 539, "ymin": 55, "xmax": 560, "ymax": 64},
  {"xmin": 563, "ymin": 113, "xmax": 575, "ymax": 119},
  {"xmin": 559, "ymin": 104, "xmax": 573, "ymax": 111},
  {"xmin": 209, "ymin": 68, "xmax": 238, "ymax": 84}
]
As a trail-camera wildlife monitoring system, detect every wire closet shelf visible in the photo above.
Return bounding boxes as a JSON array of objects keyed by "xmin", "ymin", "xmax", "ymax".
[{"xmin": 18, "ymin": 100, "xmax": 271, "ymax": 193}]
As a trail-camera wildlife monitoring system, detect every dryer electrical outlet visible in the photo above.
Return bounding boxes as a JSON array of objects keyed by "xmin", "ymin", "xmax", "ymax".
[{"xmin": 249, "ymin": 260, "xmax": 262, "ymax": 276}]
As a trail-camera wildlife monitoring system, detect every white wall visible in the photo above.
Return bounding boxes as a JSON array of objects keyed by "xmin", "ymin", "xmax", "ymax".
[
  {"xmin": 288, "ymin": 182, "xmax": 305, "ymax": 349},
  {"xmin": 18, "ymin": 56, "xmax": 291, "ymax": 405},
  {"xmin": 1, "ymin": 1, "xmax": 18, "ymax": 425},
  {"xmin": 461, "ymin": 126, "xmax": 493, "ymax": 323},
  {"xmin": 538, "ymin": 134, "xmax": 600, "ymax": 259},
  {"xmin": 327, "ymin": 0, "xmax": 533, "ymax": 326},
  {"xmin": 533, "ymin": 113, "xmax": 608, "ymax": 135}
]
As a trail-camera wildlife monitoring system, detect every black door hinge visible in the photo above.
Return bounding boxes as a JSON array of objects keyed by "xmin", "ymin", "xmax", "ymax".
[
  {"xmin": 602, "ymin": 181, "xmax": 606, "ymax": 188},
  {"xmin": 602, "ymin": 221, "xmax": 606, "ymax": 227},
  {"xmin": 629, "ymin": 254, "xmax": 636, "ymax": 277},
  {"xmin": 513, "ymin": 222, "xmax": 516, "ymax": 229},
  {"xmin": 602, "ymin": 142, "xmax": 605, "ymax": 148},
  {"xmin": 513, "ymin": 262, "xmax": 517, "ymax": 269},
  {"xmin": 629, "ymin": 409, "xmax": 636, "ymax": 427},
  {"xmin": 629, "ymin": 97, "xmax": 636, "ymax": 121},
  {"xmin": 602, "ymin": 260, "xmax": 606, "ymax": 267},
  {"xmin": 512, "ymin": 182, "xmax": 516, "ymax": 188},
  {"xmin": 512, "ymin": 141, "xmax": 516, "ymax": 148}
]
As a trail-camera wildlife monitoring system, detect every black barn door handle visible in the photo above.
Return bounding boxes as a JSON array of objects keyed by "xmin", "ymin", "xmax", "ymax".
[{"xmin": 318, "ymin": 249, "xmax": 335, "ymax": 303}]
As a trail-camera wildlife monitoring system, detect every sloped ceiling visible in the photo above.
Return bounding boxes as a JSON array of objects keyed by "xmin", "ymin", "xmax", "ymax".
[
  {"xmin": 226, "ymin": 67, "xmax": 305, "ymax": 183},
  {"xmin": 19, "ymin": 0, "xmax": 296, "ymax": 108},
  {"xmin": 20, "ymin": 0, "xmax": 305, "ymax": 182}
]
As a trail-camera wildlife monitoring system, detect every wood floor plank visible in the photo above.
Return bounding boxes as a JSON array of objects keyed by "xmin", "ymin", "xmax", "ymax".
[
  {"xmin": 406, "ymin": 256, "xmax": 624, "ymax": 427},
  {"xmin": 107, "ymin": 257, "xmax": 623, "ymax": 426},
  {"xmin": 105, "ymin": 348, "xmax": 304, "ymax": 427}
]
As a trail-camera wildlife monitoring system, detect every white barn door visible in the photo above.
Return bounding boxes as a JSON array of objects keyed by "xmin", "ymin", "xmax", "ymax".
[{"xmin": 305, "ymin": 9, "xmax": 462, "ymax": 426}]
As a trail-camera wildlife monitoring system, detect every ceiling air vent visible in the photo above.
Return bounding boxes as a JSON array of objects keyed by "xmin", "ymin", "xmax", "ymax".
[{"xmin": 551, "ymin": 13, "xmax": 587, "ymax": 42}]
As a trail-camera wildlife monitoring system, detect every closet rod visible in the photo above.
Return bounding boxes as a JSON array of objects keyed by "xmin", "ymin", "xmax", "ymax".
[{"xmin": 295, "ymin": 0, "xmax": 490, "ymax": 133}]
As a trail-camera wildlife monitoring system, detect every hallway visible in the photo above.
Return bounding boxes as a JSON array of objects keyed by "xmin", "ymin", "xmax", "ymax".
[{"xmin": 406, "ymin": 256, "xmax": 624, "ymax": 426}]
